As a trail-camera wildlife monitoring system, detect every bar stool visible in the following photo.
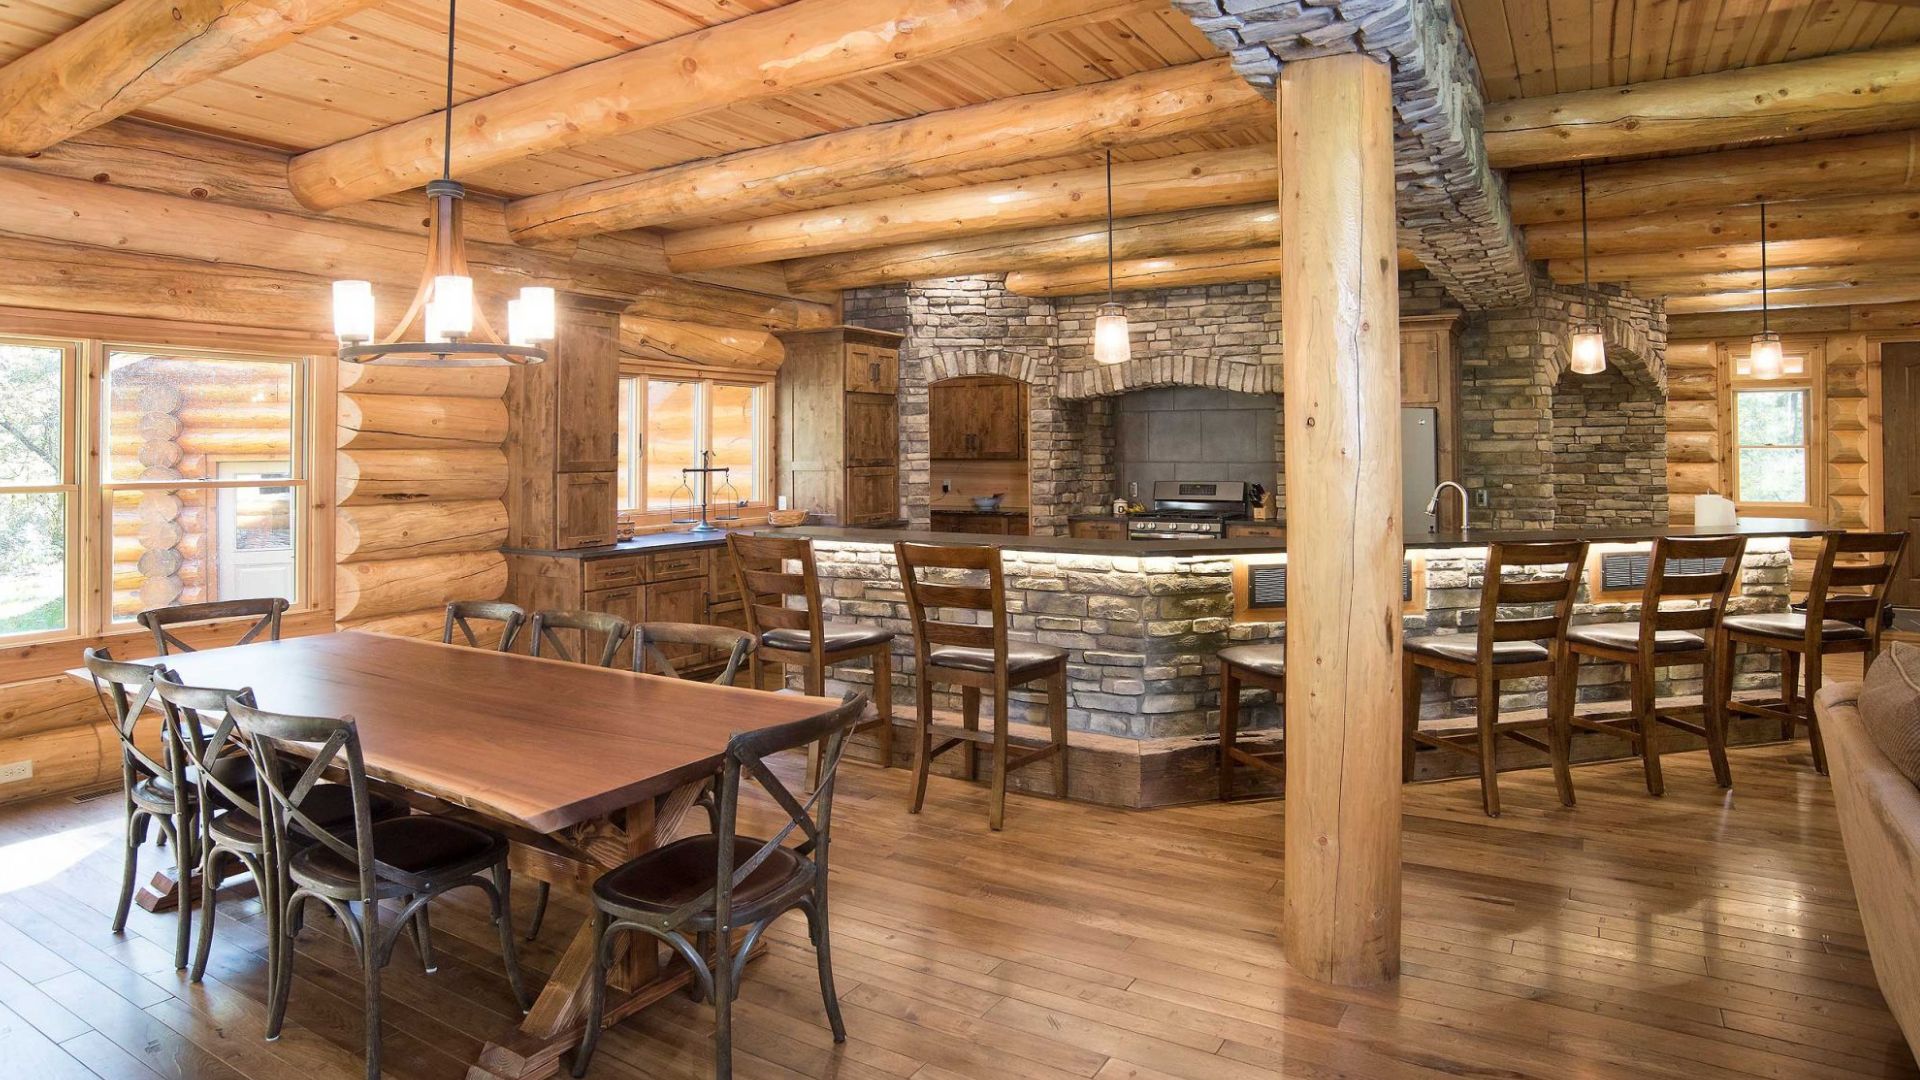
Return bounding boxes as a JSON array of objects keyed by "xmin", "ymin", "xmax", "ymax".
[
  {"xmin": 728, "ymin": 534, "xmax": 895, "ymax": 787},
  {"xmin": 1402, "ymin": 540, "xmax": 1588, "ymax": 817},
  {"xmin": 1566, "ymin": 535, "xmax": 1746, "ymax": 796},
  {"xmin": 894, "ymin": 540, "xmax": 1069, "ymax": 830},
  {"xmin": 1217, "ymin": 644, "xmax": 1284, "ymax": 801},
  {"xmin": 1723, "ymin": 530, "xmax": 1910, "ymax": 774}
]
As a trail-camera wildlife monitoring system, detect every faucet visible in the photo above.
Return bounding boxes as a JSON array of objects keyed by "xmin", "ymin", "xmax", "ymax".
[{"xmin": 1425, "ymin": 481, "xmax": 1469, "ymax": 533}]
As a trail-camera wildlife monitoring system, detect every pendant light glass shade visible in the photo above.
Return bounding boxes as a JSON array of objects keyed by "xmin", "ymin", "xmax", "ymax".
[
  {"xmin": 1749, "ymin": 330, "xmax": 1785, "ymax": 380},
  {"xmin": 1569, "ymin": 322, "xmax": 1606, "ymax": 374},
  {"xmin": 1094, "ymin": 302, "xmax": 1132, "ymax": 366},
  {"xmin": 332, "ymin": 280, "xmax": 375, "ymax": 344},
  {"xmin": 431, "ymin": 274, "xmax": 474, "ymax": 338}
]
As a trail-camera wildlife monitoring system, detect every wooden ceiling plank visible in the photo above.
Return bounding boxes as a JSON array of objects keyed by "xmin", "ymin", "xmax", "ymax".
[
  {"xmin": 661, "ymin": 147, "xmax": 1276, "ymax": 273},
  {"xmin": 1548, "ymin": 0, "xmax": 1595, "ymax": 91},
  {"xmin": 1625, "ymin": 0, "xmax": 1678, "ymax": 84},
  {"xmin": 503, "ymin": 59, "xmax": 1265, "ymax": 243},
  {"xmin": 1484, "ymin": 42, "xmax": 1920, "ymax": 167},
  {"xmin": 1455, "ymin": 0, "xmax": 1523, "ymax": 100},
  {"xmin": 286, "ymin": 0, "xmax": 1155, "ymax": 210},
  {"xmin": 1505, "ymin": 0, "xmax": 1559, "ymax": 96},
  {"xmin": 0, "ymin": 0, "xmax": 384, "ymax": 155},
  {"xmin": 1628, "ymin": 261, "xmax": 1920, "ymax": 294}
]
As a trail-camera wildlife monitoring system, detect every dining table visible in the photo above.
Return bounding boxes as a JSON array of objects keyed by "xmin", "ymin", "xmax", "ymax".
[{"xmin": 69, "ymin": 629, "xmax": 846, "ymax": 1080}]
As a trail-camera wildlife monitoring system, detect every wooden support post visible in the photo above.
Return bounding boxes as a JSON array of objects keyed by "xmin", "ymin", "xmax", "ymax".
[{"xmin": 1277, "ymin": 53, "xmax": 1402, "ymax": 987}]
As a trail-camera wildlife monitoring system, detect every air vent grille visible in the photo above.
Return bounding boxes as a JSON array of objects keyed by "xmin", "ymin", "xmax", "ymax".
[{"xmin": 1599, "ymin": 552, "xmax": 1724, "ymax": 592}]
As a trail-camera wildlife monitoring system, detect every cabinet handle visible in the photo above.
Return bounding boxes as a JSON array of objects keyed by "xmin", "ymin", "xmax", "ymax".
[{"xmin": 869, "ymin": 361, "xmax": 880, "ymax": 384}]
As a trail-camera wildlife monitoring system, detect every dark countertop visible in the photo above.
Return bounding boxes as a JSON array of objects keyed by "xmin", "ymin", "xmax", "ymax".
[
  {"xmin": 758, "ymin": 517, "xmax": 1831, "ymax": 558},
  {"xmin": 930, "ymin": 506, "xmax": 1031, "ymax": 517},
  {"xmin": 503, "ymin": 531, "xmax": 737, "ymax": 560}
]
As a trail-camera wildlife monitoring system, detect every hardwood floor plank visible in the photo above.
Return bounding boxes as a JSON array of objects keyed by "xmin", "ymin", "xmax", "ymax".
[{"xmin": 0, "ymin": 1000, "xmax": 96, "ymax": 1080}]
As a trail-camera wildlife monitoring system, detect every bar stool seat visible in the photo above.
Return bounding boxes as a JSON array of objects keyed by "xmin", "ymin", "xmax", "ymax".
[
  {"xmin": 1566, "ymin": 623, "xmax": 1705, "ymax": 652},
  {"xmin": 928, "ymin": 642, "xmax": 1066, "ymax": 676},
  {"xmin": 1724, "ymin": 612, "xmax": 1870, "ymax": 642},
  {"xmin": 761, "ymin": 623, "xmax": 895, "ymax": 652},
  {"xmin": 1218, "ymin": 644, "xmax": 1286, "ymax": 679},
  {"xmin": 1405, "ymin": 636, "xmax": 1549, "ymax": 665}
]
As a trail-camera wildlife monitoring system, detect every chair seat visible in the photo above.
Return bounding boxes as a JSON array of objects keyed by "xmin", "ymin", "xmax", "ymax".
[
  {"xmin": 1568, "ymin": 622, "xmax": 1706, "ymax": 653},
  {"xmin": 593, "ymin": 834, "xmax": 812, "ymax": 926},
  {"xmin": 131, "ymin": 755, "xmax": 265, "ymax": 811},
  {"xmin": 1219, "ymin": 644, "xmax": 1285, "ymax": 679},
  {"xmin": 1405, "ymin": 636, "xmax": 1550, "ymax": 665},
  {"xmin": 928, "ymin": 642, "xmax": 1066, "ymax": 678},
  {"xmin": 289, "ymin": 815, "xmax": 506, "ymax": 895},
  {"xmin": 760, "ymin": 623, "xmax": 894, "ymax": 654},
  {"xmin": 209, "ymin": 786, "xmax": 410, "ymax": 847},
  {"xmin": 1724, "ymin": 612, "xmax": 1870, "ymax": 643}
]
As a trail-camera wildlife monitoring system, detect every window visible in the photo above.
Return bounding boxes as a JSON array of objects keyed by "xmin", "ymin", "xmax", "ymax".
[
  {"xmin": 1733, "ymin": 387, "xmax": 1811, "ymax": 505},
  {"xmin": 617, "ymin": 372, "xmax": 768, "ymax": 515},
  {"xmin": 0, "ymin": 333, "xmax": 314, "ymax": 646}
]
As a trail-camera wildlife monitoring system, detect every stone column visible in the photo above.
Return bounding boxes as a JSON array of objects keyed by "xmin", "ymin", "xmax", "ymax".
[{"xmin": 1278, "ymin": 52, "xmax": 1403, "ymax": 987}]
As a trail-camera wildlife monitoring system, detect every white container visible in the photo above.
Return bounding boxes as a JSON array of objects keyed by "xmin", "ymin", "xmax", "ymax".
[{"xmin": 1694, "ymin": 494, "xmax": 1737, "ymax": 528}]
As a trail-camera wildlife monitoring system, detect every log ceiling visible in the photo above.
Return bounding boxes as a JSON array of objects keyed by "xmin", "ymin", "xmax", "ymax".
[{"xmin": 4, "ymin": 0, "xmax": 1920, "ymax": 324}]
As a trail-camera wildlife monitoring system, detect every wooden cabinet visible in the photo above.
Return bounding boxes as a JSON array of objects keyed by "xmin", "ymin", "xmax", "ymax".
[
  {"xmin": 508, "ymin": 294, "xmax": 625, "ymax": 550},
  {"xmin": 645, "ymin": 575, "xmax": 708, "ymax": 665},
  {"xmin": 931, "ymin": 510, "xmax": 1029, "ymax": 535},
  {"xmin": 1070, "ymin": 519, "xmax": 1127, "ymax": 541},
  {"xmin": 776, "ymin": 326, "xmax": 906, "ymax": 526},
  {"xmin": 930, "ymin": 376, "xmax": 1026, "ymax": 460},
  {"xmin": 508, "ymin": 541, "xmax": 741, "ymax": 676},
  {"xmin": 582, "ymin": 584, "xmax": 643, "ymax": 667},
  {"xmin": 1225, "ymin": 522, "xmax": 1285, "ymax": 539}
]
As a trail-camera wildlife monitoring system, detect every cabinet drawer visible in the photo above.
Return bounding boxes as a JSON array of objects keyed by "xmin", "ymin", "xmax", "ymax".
[
  {"xmin": 648, "ymin": 549, "xmax": 709, "ymax": 582},
  {"xmin": 583, "ymin": 556, "xmax": 643, "ymax": 590},
  {"xmin": 1070, "ymin": 519, "xmax": 1127, "ymax": 540}
]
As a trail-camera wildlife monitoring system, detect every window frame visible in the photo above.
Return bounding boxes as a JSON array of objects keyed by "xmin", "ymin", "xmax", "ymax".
[
  {"xmin": 0, "ymin": 334, "xmax": 83, "ymax": 645},
  {"xmin": 616, "ymin": 361, "xmax": 775, "ymax": 527},
  {"xmin": 0, "ymin": 321, "xmax": 330, "ymax": 656},
  {"xmin": 1720, "ymin": 339, "xmax": 1824, "ymax": 516}
]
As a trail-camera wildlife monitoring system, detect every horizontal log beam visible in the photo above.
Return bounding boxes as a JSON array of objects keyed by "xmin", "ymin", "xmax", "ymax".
[
  {"xmin": 664, "ymin": 147, "xmax": 1276, "ymax": 272},
  {"xmin": 1508, "ymin": 130, "xmax": 1920, "ymax": 226},
  {"xmin": 1486, "ymin": 44, "xmax": 1920, "ymax": 168},
  {"xmin": 1546, "ymin": 233, "xmax": 1920, "ymax": 284},
  {"xmin": 335, "ymin": 551, "xmax": 507, "ymax": 622},
  {"xmin": 336, "ymin": 362, "xmax": 509, "ymax": 399},
  {"xmin": 288, "ymin": 0, "xmax": 1151, "ymax": 210},
  {"xmin": 335, "ymin": 608, "xmax": 470, "ymax": 642},
  {"xmin": 336, "ymin": 499, "xmax": 509, "ymax": 561},
  {"xmin": 0, "ymin": 0, "xmax": 379, "ymax": 156},
  {"xmin": 337, "ymin": 448, "xmax": 508, "ymax": 506},
  {"xmin": 1667, "ymin": 301, "xmax": 1920, "ymax": 338},
  {"xmin": 1625, "ymin": 262, "xmax": 1920, "ymax": 297},
  {"xmin": 1524, "ymin": 192, "xmax": 1920, "ymax": 260},
  {"xmin": 618, "ymin": 317, "xmax": 784, "ymax": 370},
  {"xmin": 782, "ymin": 204, "xmax": 1279, "ymax": 292},
  {"xmin": 1663, "ymin": 279, "xmax": 1920, "ymax": 313},
  {"xmin": 336, "ymin": 394, "xmax": 508, "ymax": 450},
  {"xmin": 505, "ymin": 60, "xmax": 1268, "ymax": 243},
  {"xmin": 1005, "ymin": 247, "xmax": 1421, "ymax": 296},
  {"xmin": 624, "ymin": 277, "xmax": 834, "ymax": 333}
]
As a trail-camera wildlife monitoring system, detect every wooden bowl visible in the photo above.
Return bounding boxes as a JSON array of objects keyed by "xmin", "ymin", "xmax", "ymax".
[{"xmin": 766, "ymin": 509, "xmax": 809, "ymax": 527}]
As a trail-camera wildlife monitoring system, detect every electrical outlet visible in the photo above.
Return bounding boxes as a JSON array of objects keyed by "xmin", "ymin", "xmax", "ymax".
[
  {"xmin": 0, "ymin": 760, "xmax": 31, "ymax": 785},
  {"xmin": 941, "ymin": 480, "xmax": 951, "ymax": 494},
  {"xmin": 1474, "ymin": 489, "xmax": 1490, "ymax": 508}
]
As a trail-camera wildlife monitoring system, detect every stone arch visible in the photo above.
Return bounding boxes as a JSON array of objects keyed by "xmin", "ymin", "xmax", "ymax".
[{"xmin": 1055, "ymin": 357, "xmax": 1282, "ymax": 402}]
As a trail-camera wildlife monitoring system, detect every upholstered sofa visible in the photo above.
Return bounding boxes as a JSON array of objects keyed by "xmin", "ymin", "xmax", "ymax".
[{"xmin": 1819, "ymin": 680, "xmax": 1920, "ymax": 1050}]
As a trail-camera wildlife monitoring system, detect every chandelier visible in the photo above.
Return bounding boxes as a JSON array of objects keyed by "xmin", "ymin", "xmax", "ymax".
[{"xmin": 331, "ymin": 0, "xmax": 552, "ymax": 366}]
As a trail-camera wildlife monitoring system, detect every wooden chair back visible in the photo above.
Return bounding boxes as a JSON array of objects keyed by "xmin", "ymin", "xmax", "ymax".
[
  {"xmin": 727, "ymin": 534, "xmax": 825, "ymax": 646},
  {"xmin": 1476, "ymin": 541, "xmax": 1590, "ymax": 651},
  {"xmin": 83, "ymin": 648, "xmax": 177, "ymax": 802},
  {"xmin": 528, "ymin": 609, "xmax": 631, "ymax": 668},
  {"xmin": 1635, "ymin": 535, "xmax": 1748, "ymax": 642},
  {"xmin": 153, "ymin": 676, "xmax": 261, "ymax": 829},
  {"xmin": 138, "ymin": 598, "xmax": 288, "ymax": 656},
  {"xmin": 226, "ymin": 696, "xmax": 384, "ymax": 897},
  {"xmin": 894, "ymin": 541, "xmax": 1006, "ymax": 668},
  {"xmin": 633, "ymin": 622, "xmax": 755, "ymax": 686},
  {"xmin": 1805, "ymin": 530, "xmax": 1911, "ymax": 635},
  {"xmin": 443, "ymin": 600, "xmax": 526, "ymax": 652}
]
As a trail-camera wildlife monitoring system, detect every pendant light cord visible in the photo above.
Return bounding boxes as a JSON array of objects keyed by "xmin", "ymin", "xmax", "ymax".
[
  {"xmin": 1105, "ymin": 148, "xmax": 1115, "ymax": 303},
  {"xmin": 1759, "ymin": 200, "xmax": 1770, "ymax": 335},
  {"xmin": 1579, "ymin": 164, "xmax": 1591, "ymax": 290},
  {"xmin": 441, "ymin": 0, "xmax": 457, "ymax": 182}
]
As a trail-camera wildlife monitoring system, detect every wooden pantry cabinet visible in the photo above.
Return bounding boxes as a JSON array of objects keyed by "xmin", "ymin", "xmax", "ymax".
[
  {"xmin": 930, "ymin": 375, "xmax": 1027, "ymax": 460},
  {"xmin": 506, "ymin": 294, "xmax": 624, "ymax": 550},
  {"xmin": 776, "ymin": 326, "xmax": 905, "ymax": 526}
]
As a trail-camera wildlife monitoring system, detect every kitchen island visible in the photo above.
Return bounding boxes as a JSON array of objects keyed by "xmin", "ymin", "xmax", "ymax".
[{"xmin": 759, "ymin": 519, "xmax": 1817, "ymax": 806}]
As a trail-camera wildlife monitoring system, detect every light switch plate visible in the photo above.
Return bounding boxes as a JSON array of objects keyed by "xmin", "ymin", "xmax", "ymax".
[{"xmin": 0, "ymin": 760, "xmax": 31, "ymax": 784}]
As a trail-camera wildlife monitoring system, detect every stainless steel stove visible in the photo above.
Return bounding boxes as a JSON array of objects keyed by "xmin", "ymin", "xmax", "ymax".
[{"xmin": 1126, "ymin": 481, "xmax": 1255, "ymax": 540}]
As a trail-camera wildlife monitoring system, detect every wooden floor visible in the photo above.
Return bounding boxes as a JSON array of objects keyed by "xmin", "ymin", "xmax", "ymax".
[{"xmin": 1, "ymin": 729, "xmax": 1916, "ymax": 1079}]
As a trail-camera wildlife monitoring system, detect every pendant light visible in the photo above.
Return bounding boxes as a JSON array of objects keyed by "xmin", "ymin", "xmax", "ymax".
[
  {"xmin": 1092, "ymin": 148, "xmax": 1131, "ymax": 366},
  {"xmin": 1568, "ymin": 164, "xmax": 1607, "ymax": 375},
  {"xmin": 1746, "ymin": 199, "xmax": 1786, "ymax": 380},
  {"xmin": 332, "ymin": 0, "xmax": 552, "ymax": 367}
]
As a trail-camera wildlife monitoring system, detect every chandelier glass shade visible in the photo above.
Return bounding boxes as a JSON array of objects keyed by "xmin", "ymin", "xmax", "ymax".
[
  {"xmin": 1746, "ymin": 200, "xmax": 1782, "ymax": 381},
  {"xmin": 1568, "ymin": 164, "xmax": 1608, "ymax": 375},
  {"xmin": 1092, "ymin": 148, "xmax": 1130, "ymax": 366},
  {"xmin": 332, "ymin": 2, "xmax": 551, "ymax": 366}
]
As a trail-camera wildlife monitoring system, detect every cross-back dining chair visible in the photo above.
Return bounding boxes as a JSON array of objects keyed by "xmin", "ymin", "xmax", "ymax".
[
  {"xmin": 443, "ymin": 600, "xmax": 527, "ymax": 652},
  {"xmin": 571, "ymin": 693, "xmax": 869, "ymax": 1080},
  {"xmin": 227, "ymin": 696, "xmax": 529, "ymax": 1080},
  {"xmin": 138, "ymin": 597, "xmax": 289, "ymax": 656},
  {"xmin": 529, "ymin": 608, "xmax": 632, "ymax": 668}
]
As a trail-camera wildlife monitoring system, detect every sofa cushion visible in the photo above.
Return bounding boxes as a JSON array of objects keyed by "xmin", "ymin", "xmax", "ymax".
[{"xmin": 1860, "ymin": 642, "xmax": 1920, "ymax": 788}]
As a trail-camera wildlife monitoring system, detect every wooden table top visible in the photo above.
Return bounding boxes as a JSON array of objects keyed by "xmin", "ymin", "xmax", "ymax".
[{"xmin": 68, "ymin": 630, "xmax": 842, "ymax": 834}]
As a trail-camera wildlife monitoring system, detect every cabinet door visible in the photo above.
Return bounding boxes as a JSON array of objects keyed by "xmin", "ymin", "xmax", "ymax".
[
  {"xmin": 554, "ymin": 471, "xmax": 616, "ymax": 549},
  {"xmin": 645, "ymin": 576, "xmax": 708, "ymax": 666},
  {"xmin": 927, "ymin": 382, "xmax": 971, "ymax": 458},
  {"xmin": 1399, "ymin": 329, "xmax": 1441, "ymax": 406},
  {"xmin": 1070, "ymin": 519, "xmax": 1127, "ymax": 540},
  {"xmin": 845, "ymin": 393, "xmax": 898, "ymax": 467},
  {"xmin": 844, "ymin": 344, "xmax": 898, "ymax": 394},
  {"xmin": 705, "ymin": 599, "xmax": 748, "ymax": 669},
  {"xmin": 931, "ymin": 511, "xmax": 1006, "ymax": 535},
  {"xmin": 557, "ymin": 310, "xmax": 621, "ymax": 472},
  {"xmin": 975, "ymin": 381, "xmax": 1026, "ymax": 459},
  {"xmin": 844, "ymin": 467, "xmax": 897, "ymax": 526},
  {"xmin": 583, "ymin": 586, "xmax": 643, "ymax": 668}
]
